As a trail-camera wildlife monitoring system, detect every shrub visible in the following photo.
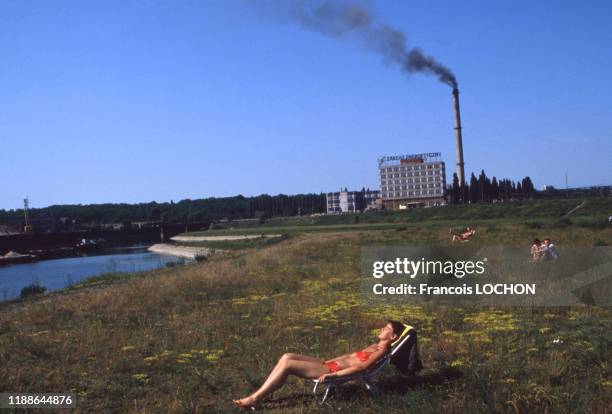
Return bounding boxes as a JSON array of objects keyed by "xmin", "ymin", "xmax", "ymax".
[
  {"xmin": 194, "ymin": 254, "xmax": 208, "ymax": 262},
  {"xmin": 20, "ymin": 283, "xmax": 47, "ymax": 298},
  {"xmin": 575, "ymin": 218, "xmax": 608, "ymax": 229},
  {"xmin": 524, "ymin": 221, "xmax": 543, "ymax": 229},
  {"xmin": 553, "ymin": 218, "xmax": 572, "ymax": 228},
  {"xmin": 165, "ymin": 258, "xmax": 185, "ymax": 268}
]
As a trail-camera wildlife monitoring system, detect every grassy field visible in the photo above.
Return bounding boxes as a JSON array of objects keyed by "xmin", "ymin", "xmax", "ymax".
[
  {"xmin": 185, "ymin": 197, "xmax": 612, "ymax": 237},
  {"xmin": 1, "ymin": 202, "xmax": 611, "ymax": 413}
]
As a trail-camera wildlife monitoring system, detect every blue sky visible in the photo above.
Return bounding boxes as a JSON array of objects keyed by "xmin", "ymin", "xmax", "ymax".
[{"xmin": 1, "ymin": 0, "xmax": 610, "ymax": 209}]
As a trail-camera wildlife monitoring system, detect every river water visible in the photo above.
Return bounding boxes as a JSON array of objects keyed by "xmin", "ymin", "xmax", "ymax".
[{"xmin": 0, "ymin": 245, "xmax": 181, "ymax": 302}]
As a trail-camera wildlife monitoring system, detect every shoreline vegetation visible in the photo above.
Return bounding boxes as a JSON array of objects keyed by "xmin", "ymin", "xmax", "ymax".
[{"xmin": 0, "ymin": 198, "xmax": 611, "ymax": 412}]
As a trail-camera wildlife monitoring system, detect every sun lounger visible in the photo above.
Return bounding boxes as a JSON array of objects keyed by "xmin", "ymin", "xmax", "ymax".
[{"xmin": 312, "ymin": 323, "xmax": 420, "ymax": 404}]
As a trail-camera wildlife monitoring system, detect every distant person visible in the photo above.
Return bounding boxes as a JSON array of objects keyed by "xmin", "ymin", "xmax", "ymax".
[
  {"xmin": 450, "ymin": 226, "xmax": 475, "ymax": 242},
  {"xmin": 531, "ymin": 238, "xmax": 543, "ymax": 262},
  {"xmin": 541, "ymin": 238, "xmax": 559, "ymax": 260}
]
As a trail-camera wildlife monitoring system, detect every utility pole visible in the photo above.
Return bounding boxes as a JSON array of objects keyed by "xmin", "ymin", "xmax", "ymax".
[{"xmin": 23, "ymin": 197, "xmax": 33, "ymax": 234}]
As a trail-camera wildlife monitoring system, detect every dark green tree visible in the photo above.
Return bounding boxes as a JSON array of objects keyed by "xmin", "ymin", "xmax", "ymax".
[
  {"xmin": 451, "ymin": 173, "xmax": 461, "ymax": 204},
  {"xmin": 469, "ymin": 173, "xmax": 479, "ymax": 204}
]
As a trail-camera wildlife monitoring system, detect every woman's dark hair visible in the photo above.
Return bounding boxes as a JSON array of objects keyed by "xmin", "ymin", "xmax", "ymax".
[
  {"xmin": 387, "ymin": 320, "xmax": 405, "ymax": 338},
  {"xmin": 533, "ymin": 238, "xmax": 541, "ymax": 244}
]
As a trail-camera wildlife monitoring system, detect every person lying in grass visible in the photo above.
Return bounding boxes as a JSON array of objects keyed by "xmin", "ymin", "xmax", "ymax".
[
  {"xmin": 233, "ymin": 320, "xmax": 405, "ymax": 409},
  {"xmin": 450, "ymin": 226, "xmax": 475, "ymax": 242}
]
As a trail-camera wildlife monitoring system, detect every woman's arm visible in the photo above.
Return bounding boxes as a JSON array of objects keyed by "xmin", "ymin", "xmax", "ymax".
[{"xmin": 319, "ymin": 347, "xmax": 387, "ymax": 381}]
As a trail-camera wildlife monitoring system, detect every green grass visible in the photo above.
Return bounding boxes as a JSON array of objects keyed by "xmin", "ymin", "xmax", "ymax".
[
  {"xmin": 181, "ymin": 197, "xmax": 612, "ymax": 238},
  {"xmin": 0, "ymin": 220, "xmax": 611, "ymax": 413},
  {"xmin": 72, "ymin": 271, "xmax": 136, "ymax": 288},
  {"xmin": 183, "ymin": 222, "xmax": 412, "ymax": 237}
]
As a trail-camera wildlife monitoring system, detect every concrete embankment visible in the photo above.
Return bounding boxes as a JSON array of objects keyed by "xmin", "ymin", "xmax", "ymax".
[
  {"xmin": 170, "ymin": 234, "xmax": 282, "ymax": 242},
  {"xmin": 148, "ymin": 244, "xmax": 210, "ymax": 259}
]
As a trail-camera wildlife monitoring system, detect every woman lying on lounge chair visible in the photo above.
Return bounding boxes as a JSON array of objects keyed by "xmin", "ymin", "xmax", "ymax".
[
  {"xmin": 233, "ymin": 320, "xmax": 405, "ymax": 409},
  {"xmin": 450, "ymin": 226, "xmax": 475, "ymax": 242}
]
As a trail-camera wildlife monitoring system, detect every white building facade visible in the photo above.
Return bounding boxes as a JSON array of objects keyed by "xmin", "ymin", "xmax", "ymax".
[
  {"xmin": 326, "ymin": 190, "xmax": 381, "ymax": 214},
  {"xmin": 379, "ymin": 152, "xmax": 446, "ymax": 208}
]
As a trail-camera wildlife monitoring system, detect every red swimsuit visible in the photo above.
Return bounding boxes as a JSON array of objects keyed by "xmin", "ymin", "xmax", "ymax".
[
  {"xmin": 355, "ymin": 350, "xmax": 373, "ymax": 362},
  {"xmin": 325, "ymin": 348, "xmax": 376, "ymax": 372},
  {"xmin": 324, "ymin": 361, "xmax": 341, "ymax": 373}
]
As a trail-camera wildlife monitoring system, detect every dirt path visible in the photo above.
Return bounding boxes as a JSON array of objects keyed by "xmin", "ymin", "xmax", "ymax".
[{"xmin": 563, "ymin": 200, "xmax": 587, "ymax": 217}]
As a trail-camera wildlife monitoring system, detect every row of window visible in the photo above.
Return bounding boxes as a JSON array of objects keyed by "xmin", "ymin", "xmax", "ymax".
[
  {"xmin": 381, "ymin": 169, "xmax": 443, "ymax": 179},
  {"xmin": 381, "ymin": 177, "xmax": 441, "ymax": 185},
  {"xmin": 326, "ymin": 192, "xmax": 380, "ymax": 197},
  {"xmin": 382, "ymin": 182, "xmax": 444, "ymax": 191},
  {"xmin": 382, "ymin": 189, "xmax": 443, "ymax": 198},
  {"xmin": 380, "ymin": 163, "xmax": 443, "ymax": 173}
]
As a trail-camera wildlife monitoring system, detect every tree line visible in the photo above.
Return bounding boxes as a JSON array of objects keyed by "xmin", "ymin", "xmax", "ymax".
[
  {"xmin": 0, "ymin": 193, "xmax": 328, "ymax": 227},
  {"xmin": 450, "ymin": 170, "xmax": 535, "ymax": 204}
]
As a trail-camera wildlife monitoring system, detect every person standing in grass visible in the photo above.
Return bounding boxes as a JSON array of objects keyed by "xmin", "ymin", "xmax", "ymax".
[
  {"xmin": 233, "ymin": 320, "xmax": 405, "ymax": 409},
  {"xmin": 541, "ymin": 238, "xmax": 559, "ymax": 260},
  {"xmin": 531, "ymin": 238, "xmax": 543, "ymax": 261}
]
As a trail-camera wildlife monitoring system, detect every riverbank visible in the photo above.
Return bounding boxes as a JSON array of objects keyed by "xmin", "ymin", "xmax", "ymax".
[
  {"xmin": 0, "ymin": 247, "xmax": 180, "ymax": 302},
  {"xmin": 1, "ymin": 225, "xmax": 610, "ymax": 412},
  {"xmin": 170, "ymin": 234, "xmax": 282, "ymax": 242},
  {"xmin": 147, "ymin": 243, "xmax": 210, "ymax": 259}
]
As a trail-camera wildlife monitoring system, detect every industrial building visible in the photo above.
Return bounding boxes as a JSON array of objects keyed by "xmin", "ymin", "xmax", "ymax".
[
  {"xmin": 326, "ymin": 189, "xmax": 380, "ymax": 214},
  {"xmin": 378, "ymin": 152, "xmax": 447, "ymax": 209}
]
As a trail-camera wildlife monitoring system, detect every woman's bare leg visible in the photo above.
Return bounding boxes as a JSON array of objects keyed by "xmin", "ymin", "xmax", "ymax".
[
  {"xmin": 251, "ymin": 360, "xmax": 328, "ymax": 401},
  {"xmin": 258, "ymin": 353, "xmax": 323, "ymax": 390},
  {"xmin": 234, "ymin": 357, "xmax": 328, "ymax": 406},
  {"xmin": 281, "ymin": 353, "xmax": 325, "ymax": 364}
]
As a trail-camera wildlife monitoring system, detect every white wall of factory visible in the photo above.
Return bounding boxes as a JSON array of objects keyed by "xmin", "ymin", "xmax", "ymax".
[
  {"xmin": 326, "ymin": 190, "xmax": 380, "ymax": 214},
  {"xmin": 379, "ymin": 153, "xmax": 447, "ymax": 209}
]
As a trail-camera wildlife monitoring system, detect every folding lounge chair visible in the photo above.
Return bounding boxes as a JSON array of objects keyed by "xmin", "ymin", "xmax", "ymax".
[{"xmin": 312, "ymin": 323, "xmax": 418, "ymax": 404}]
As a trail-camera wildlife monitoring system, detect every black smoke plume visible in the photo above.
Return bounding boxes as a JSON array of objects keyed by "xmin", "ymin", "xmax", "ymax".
[{"xmin": 287, "ymin": 0, "xmax": 457, "ymax": 88}]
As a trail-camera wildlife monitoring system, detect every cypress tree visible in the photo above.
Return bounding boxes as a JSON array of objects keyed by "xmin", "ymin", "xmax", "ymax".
[
  {"xmin": 452, "ymin": 173, "xmax": 460, "ymax": 204},
  {"xmin": 469, "ymin": 173, "xmax": 479, "ymax": 204}
]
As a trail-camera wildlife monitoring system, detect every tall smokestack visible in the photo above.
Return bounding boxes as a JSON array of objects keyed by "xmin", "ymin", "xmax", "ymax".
[{"xmin": 452, "ymin": 87, "xmax": 465, "ymax": 188}]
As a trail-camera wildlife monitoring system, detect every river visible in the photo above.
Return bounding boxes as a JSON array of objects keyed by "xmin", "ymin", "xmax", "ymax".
[{"xmin": 0, "ymin": 245, "xmax": 182, "ymax": 302}]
